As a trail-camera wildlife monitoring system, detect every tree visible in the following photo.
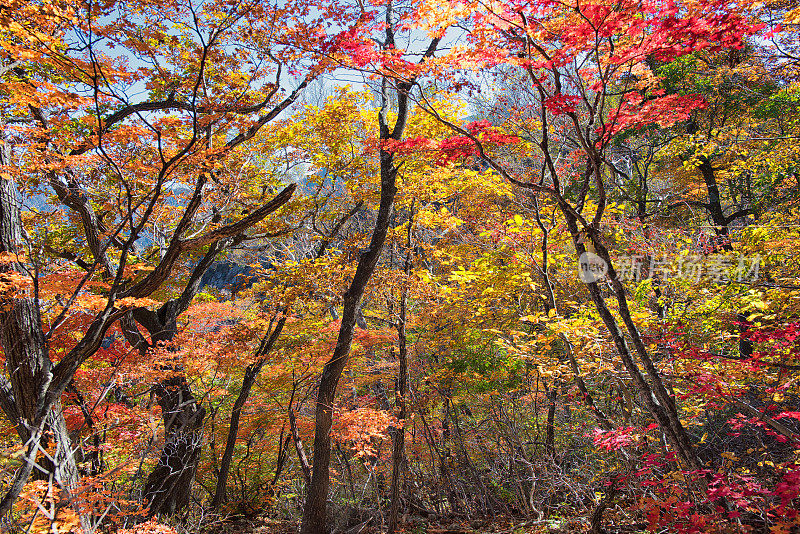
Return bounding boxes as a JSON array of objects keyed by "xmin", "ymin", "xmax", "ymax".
[
  {"xmin": 300, "ymin": 3, "xmax": 442, "ymax": 530},
  {"xmin": 0, "ymin": 0, "xmax": 343, "ymax": 519},
  {"xmin": 411, "ymin": 0, "xmax": 755, "ymax": 472}
]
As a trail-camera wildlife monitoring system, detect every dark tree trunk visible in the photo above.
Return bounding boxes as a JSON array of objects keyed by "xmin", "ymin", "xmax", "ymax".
[
  {"xmin": 143, "ymin": 374, "xmax": 206, "ymax": 516},
  {"xmin": 300, "ymin": 24, "xmax": 440, "ymax": 534},
  {"xmin": 300, "ymin": 136, "xmax": 400, "ymax": 534},
  {"xmin": 737, "ymin": 312, "xmax": 753, "ymax": 359},
  {"xmin": 299, "ymin": 18, "xmax": 440, "ymax": 532},
  {"xmin": 388, "ymin": 226, "xmax": 412, "ymax": 534},
  {"xmin": 697, "ymin": 156, "xmax": 738, "ymax": 251},
  {"xmin": 573, "ymin": 215, "xmax": 700, "ymax": 470},
  {"xmin": 270, "ymin": 429, "xmax": 292, "ymax": 491},
  {"xmin": 211, "ymin": 317, "xmax": 285, "ymax": 508},
  {"xmin": 126, "ymin": 243, "xmax": 227, "ymax": 516},
  {"xmin": 0, "ymin": 171, "xmax": 85, "ymax": 525},
  {"xmin": 545, "ymin": 383, "xmax": 556, "ymax": 457},
  {"xmin": 130, "ymin": 189, "xmax": 293, "ymax": 516},
  {"xmin": 126, "ymin": 301, "xmax": 210, "ymax": 517},
  {"xmin": 698, "ymin": 156, "xmax": 727, "ymax": 231},
  {"xmin": 532, "ymin": 195, "xmax": 560, "ymax": 457}
]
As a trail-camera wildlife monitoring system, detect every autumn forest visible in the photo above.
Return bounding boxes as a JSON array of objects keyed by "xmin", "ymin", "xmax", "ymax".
[{"xmin": 1, "ymin": 0, "xmax": 799, "ymax": 532}]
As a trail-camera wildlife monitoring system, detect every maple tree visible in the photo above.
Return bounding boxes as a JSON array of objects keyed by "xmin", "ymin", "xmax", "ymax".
[
  {"xmin": 299, "ymin": 0, "xmax": 443, "ymax": 528},
  {"xmin": 402, "ymin": 0, "xmax": 752, "ymax": 474},
  {"xmin": 0, "ymin": 0, "xmax": 350, "ymax": 523},
  {"xmin": 398, "ymin": 0, "xmax": 799, "ymax": 529}
]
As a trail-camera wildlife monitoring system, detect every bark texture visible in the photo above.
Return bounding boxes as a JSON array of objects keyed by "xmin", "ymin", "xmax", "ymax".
[{"xmin": 0, "ymin": 171, "xmax": 83, "ymax": 522}]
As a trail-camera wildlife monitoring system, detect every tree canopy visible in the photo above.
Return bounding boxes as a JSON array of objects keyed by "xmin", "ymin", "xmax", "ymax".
[{"xmin": 1, "ymin": 0, "xmax": 800, "ymax": 532}]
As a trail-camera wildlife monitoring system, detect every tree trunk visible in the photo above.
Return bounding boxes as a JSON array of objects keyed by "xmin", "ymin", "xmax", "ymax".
[
  {"xmin": 299, "ymin": 22, "xmax": 440, "ymax": 532},
  {"xmin": 300, "ymin": 144, "xmax": 400, "ymax": 534},
  {"xmin": 0, "ymin": 174, "xmax": 84, "ymax": 524},
  {"xmin": 290, "ymin": 407, "xmax": 313, "ymax": 487},
  {"xmin": 136, "ymin": 189, "xmax": 294, "ymax": 516},
  {"xmin": 270, "ymin": 429, "xmax": 292, "ymax": 491},
  {"xmin": 544, "ymin": 382, "xmax": 556, "ymax": 457},
  {"xmin": 301, "ymin": 87, "xmax": 404, "ymax": 534},
  {"xmin": 698, "ymin": 156, "xmax": 736, "ymax": 251},
  {"xmin": 211, "ymin": 317, "xmax": 285, "ymax": 508},
  {"xmin": 124, "ymin": 303, "xmax": 210, "ymax": 518},
  {"xmin": 388, "ymin": 238, "xmax": 411, "ymax": 534},
  {"xmin": 127, "ymin": 241, "xmax": 232, "ymax": 516},
  {"xmin": 142, "ymin": 374, "xmax": 206, "ymax": 516},
  {"xmin": 574, "ymin": 216, "xmax": 700, "ymax": 470}
]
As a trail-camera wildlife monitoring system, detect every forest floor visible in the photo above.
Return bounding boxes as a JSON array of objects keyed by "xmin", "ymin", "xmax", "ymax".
[{"xmin": 215, "ymin": 514, "xmax": 648, "ymax": 534}]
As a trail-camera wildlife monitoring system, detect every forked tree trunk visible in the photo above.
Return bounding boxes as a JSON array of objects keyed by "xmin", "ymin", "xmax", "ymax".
[
  {"xmin": 124, "ymin": 302, "xmax": 209, "ymax": 517},
  {"xmin": 130, "ymin": 189, "xmax": 295, "ymax": 516},
  {"xmin": 122, "ymin": 301, "xmax": 210, "ymax": 517},
  {"xmin": 570, "ymin": 213, "xmax": 700, "ymax": 471}
]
